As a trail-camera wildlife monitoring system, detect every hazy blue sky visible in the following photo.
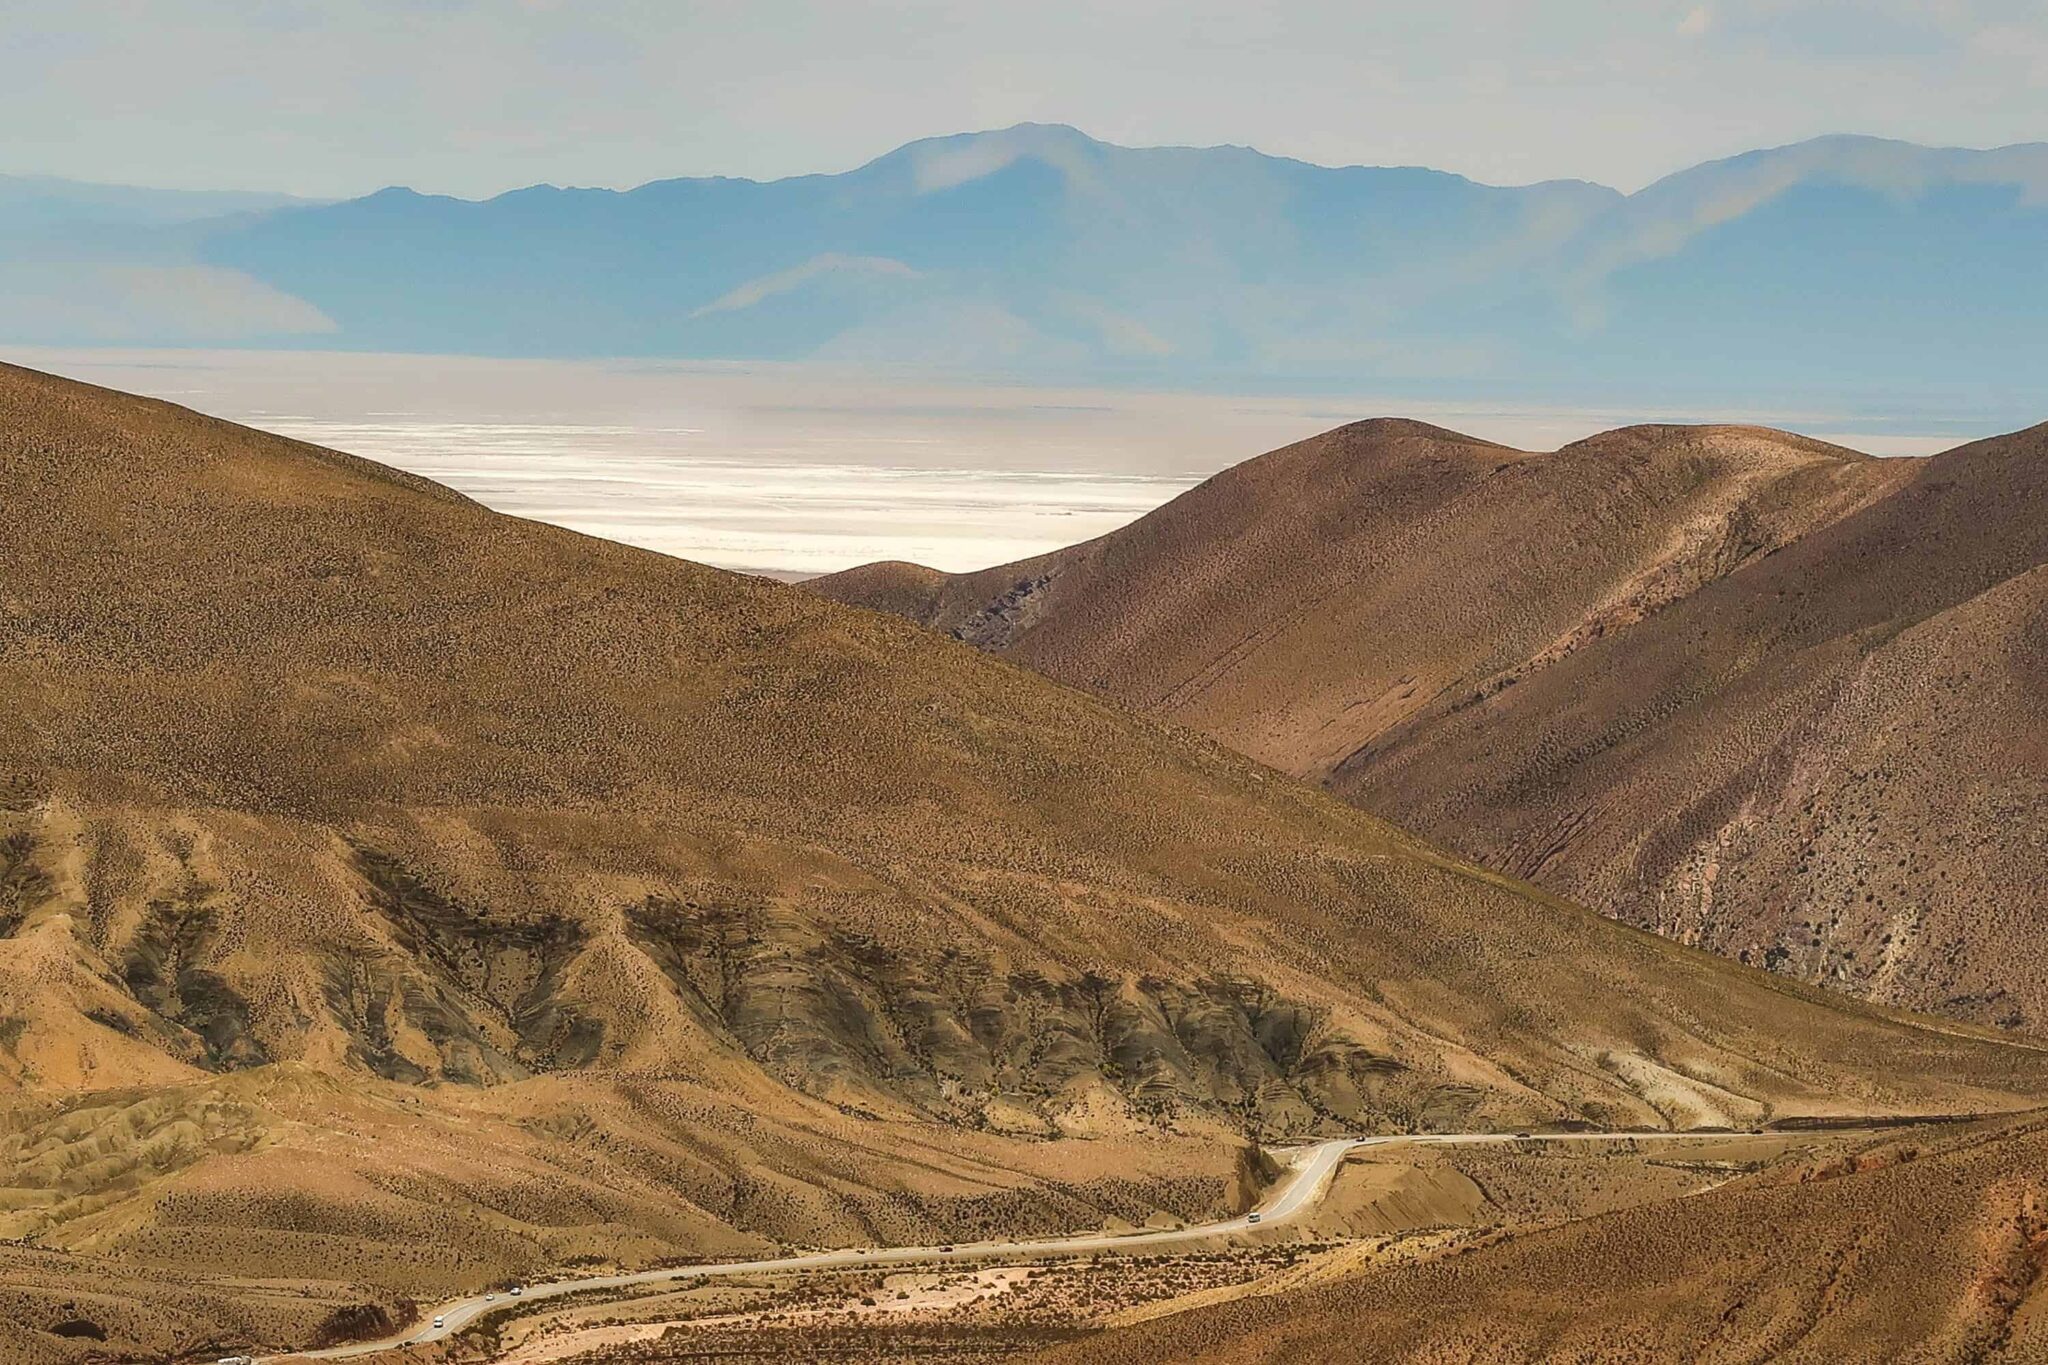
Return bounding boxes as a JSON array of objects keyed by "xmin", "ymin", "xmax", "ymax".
[{"xmin": 7, "ymin": 1, "xmax": 2047, "ymax": 198}]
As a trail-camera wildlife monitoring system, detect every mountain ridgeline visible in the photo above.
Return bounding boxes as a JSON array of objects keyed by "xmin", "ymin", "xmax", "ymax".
[
  {"xmin": 813, "ymin": 418, "xmax": 2048, "ymax": 1033},
  {"xmin": 4, "ymin": 127, "xmax": 2047, "ymax": 399}
]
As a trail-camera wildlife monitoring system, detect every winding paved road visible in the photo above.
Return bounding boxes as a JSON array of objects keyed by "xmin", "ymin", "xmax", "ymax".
[{"xmin": 272, "ymin": 1127, "xmax": 1833, "ymax": 1361}]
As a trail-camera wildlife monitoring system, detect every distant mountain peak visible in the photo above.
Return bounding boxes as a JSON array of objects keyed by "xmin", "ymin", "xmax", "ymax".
[{"xmin": 872, "ymin": 122, "xmax": 1110, "ymax": 193}]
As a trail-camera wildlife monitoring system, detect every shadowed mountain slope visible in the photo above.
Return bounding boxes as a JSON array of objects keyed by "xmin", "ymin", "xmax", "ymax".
[{"xmin": 811, "ymin": 418, "xmax": 2048, "ymax": 1029}]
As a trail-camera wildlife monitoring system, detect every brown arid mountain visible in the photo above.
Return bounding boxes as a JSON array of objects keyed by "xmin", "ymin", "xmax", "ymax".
[
  {"xmin": 812, "ymin": 418, "xmax": 2048, "ymax": 1031},
  {"xmin": 1028, "ymin": 1110, "xmax": 2048, "ymax": 1365},
  {"xmin": 1, "ymin": 362, "xmax": 2045, "ymax": 1360}
]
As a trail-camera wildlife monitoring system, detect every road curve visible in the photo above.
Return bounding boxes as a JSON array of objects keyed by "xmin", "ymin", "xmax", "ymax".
[{"xmin": 271, "ymin": 1127, "xmax": 1832, "ymax": 1361}]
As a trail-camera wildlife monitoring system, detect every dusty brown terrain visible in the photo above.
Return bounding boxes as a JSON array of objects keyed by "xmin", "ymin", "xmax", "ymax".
[
  {"xmin": 813, "ymin": 419, "xmax": 2048, "ymax": 1029},
  {"xmin": 1028, "ymin": 1112, "xmax": 2048, "ymax": 1364},
  {"xmin": 462, "ymin": 1131, "xmax": 1910, "ymax": 1364},
  {"xmin": 2, "ymin": 363, "xmax": 2045, "ymax": 1359},
  {"xmin": 482, "ymin": 1253, "xmax": 1316, "ymax": 1363},
  {"xmin": 0, "ymin": 1240, "xmax": 407, "ymax": 1365},
  {"xmin": 0, "ymin": 1065, "xmax": 1253, "ymax": 1361}
]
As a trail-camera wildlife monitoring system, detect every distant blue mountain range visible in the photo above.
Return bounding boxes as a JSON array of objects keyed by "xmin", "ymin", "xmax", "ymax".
[{"xmin": 6, "ymin": 125, "xmax": 2046, "ymax": 398}]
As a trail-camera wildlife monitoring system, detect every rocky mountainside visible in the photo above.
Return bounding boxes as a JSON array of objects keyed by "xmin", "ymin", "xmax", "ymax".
[
  {"xmin": 12, "ymin": 364, "xmax": 2035, "ymax": 1124},
  {"xmin": 4, "ymin": 363, "xmax": 2046, "ymax": 1358},
  {"xmin": 813, "ymin": 418, "xmax": 2048, "ymax": 1029}
]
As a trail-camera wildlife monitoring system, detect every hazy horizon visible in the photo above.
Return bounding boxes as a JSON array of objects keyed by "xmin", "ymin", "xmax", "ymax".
[
  {"xmin": 13, "ymin": 2, "xmax": 2048, "ymax": 200},
  {"xmin": 17, "ymin": 122, "xmax": 2047, "ymax": 203}
]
